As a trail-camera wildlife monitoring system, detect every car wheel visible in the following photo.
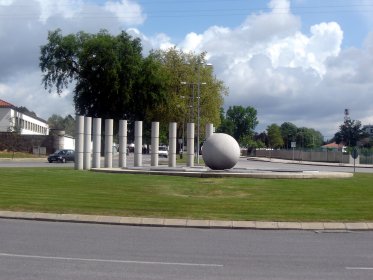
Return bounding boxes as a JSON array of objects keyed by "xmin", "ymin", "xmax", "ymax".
[
  {"xmin": 48, "ymin": 160, "xmax": 52, "ymax": 163},
  {"xmin": 61, "ymin": 158, "xmax": 66, "ymax": 163}
]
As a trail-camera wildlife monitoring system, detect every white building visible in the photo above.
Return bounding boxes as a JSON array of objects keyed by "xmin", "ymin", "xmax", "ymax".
[{"xmin": 0, "ymin": 99, "xmax": 49, "ymax": 135}]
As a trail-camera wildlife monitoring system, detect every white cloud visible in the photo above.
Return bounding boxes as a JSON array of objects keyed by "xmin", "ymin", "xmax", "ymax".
[
  {"xmin": 171, "ymin": 0, "xmax": 367, "ymax": 136},
  {"xmin": 0, "ymin": 0, "xmax": 372, "ymax": 138},
  {"xmin": 0, "ymin": 72, "xmax": 74, "ymax": 119},
  {"xmin": 35, "ymin": 0, "xmax": 83, "ymax": 23},
  {"xmin": 104, "ymin": 0, "xmax": 146, "ymax": 25}
]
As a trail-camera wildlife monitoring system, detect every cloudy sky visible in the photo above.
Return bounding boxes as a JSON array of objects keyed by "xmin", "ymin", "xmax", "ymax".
[{"xmin": 1, "ymin": 0, "xmax": 373, "ymax": 139}]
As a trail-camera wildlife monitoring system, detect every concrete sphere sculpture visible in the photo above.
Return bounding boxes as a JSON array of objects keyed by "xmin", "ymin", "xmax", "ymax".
[{"xmin": 202, "ymin": 133, "xmax": 240, "ymax": 170}]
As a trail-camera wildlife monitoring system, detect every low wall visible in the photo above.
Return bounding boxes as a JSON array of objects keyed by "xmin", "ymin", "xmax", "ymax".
[
  {"xmin": 0, "ymin": 129, "xmax": 76, "ymax": 155},
  {"xmin": 0, "ymin": 132, "xmax": 55, "ymax": 155},
  {"xmin": 254, "ymin": 149, "xmax": 352, "ymax": 164}
]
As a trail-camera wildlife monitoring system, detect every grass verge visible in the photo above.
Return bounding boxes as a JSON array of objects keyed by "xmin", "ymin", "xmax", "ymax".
[{"xmin": 1, "ymin": 168, "xmax": 372, "ymax": 222}]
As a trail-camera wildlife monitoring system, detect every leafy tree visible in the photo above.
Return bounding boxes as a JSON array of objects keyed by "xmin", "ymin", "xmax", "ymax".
[
  {"xmin": 7, "ymin": 116, "xmax": 22, "ymax": 158},
  {"xmin": 150, "ymin": 48, "xmax": 226, "ymax": 140},
  {"xmin": 220, "ymin": 105, "xmax": 258, "ymax": 144},
  {"xmin": 295, "ymin": 127, "xmax": 324, "ymax": 149},
  {"xmin": 40, "ymin": 29, "xmax": 168, "ymax": 124},
  {"xmin": 47, "ymin": 114, "xmax": 75, "ymax": 136},
  {"xmin": 334, "ymin": 119, "xmax": 366, "ymax": 147},
  {"xmin": 267, "ymin": 124, "xmax": 284, "ymax": 148},
  {"xmin": 216, "ymin": 108, "xmax": 234, "ymax": 135},
  {"xmin": 280, "ymin": 122, "xmax": 297, "ymax": 148},
  {"xmin": 254, "ymin": 132, "xmax": 268, "ymax": 147}
]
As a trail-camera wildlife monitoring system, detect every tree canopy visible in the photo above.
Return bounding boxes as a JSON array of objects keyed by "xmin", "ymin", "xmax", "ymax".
[
  {"xmin": 217, "ymin": 105, "xmax": 258, "ymax": 145},
  {"xmin": 334, "ymin": 119, "xmax": 366, "ymax": 147},
  {"xmin": 40, "ymin": 31, "xmax": 226, "ymax": 142},
  {"xmin": 150, "ymin": 48, "xmax": 226, "ymax": 139},
  {"xmin": 47, "ymin": 114, "xmax": 75, "ymax": 136},
  {"xmin": 40, "ymin": 29, "xmax": 169, "ymax": 122},
  {"xmin": 267, "ymin": 124, "xmax": 284, "ymax": 148}
]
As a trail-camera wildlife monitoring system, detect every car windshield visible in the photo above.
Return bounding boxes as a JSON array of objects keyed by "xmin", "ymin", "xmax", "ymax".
[
  {"xmin": 159, "ymin": 146, "xmax": 167, "ymax": 151},
  {"xmin": 56, "ymin": 150, "xmax": 66, "ymax": 155}
]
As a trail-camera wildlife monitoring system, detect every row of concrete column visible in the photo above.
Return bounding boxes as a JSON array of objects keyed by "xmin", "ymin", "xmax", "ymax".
[{"xmin": 74, "ymin": 115, "xmax": 214, "ymax": 170}]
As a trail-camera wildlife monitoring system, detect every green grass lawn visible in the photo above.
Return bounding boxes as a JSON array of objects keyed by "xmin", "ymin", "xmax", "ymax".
[{"xmin": 1, "ymin": 168, "xmax": 373, "ymax": 222}]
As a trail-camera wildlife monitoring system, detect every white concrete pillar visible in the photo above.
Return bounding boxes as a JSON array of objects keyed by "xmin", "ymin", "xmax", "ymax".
[
  {"xmin": 83, "ymin": 116, "xmax": 92, "ymax": 170},
  {"xmin": 168, "ymin": 122, "xmax": 177, "ymax": 167},
  {"xmin": 205, "ymin": 123, "xmax": 214, "ymax": 139},
  {"xmin": 92, "ymin": 118, "xmax": 101, "ymax": 168},
  {"xmin": 119, "ymin": 120, "xmax": 127, "ymax": 168},
  {"xmin": 187, "ymin": 123, "xmax": 195, "ymax": 167},
  {"xmin": 134, "ymin": 121, "xmax": 142, "ymax": 167},
  {"xmin": 104, "ymin": 119, "xmax": 113, "ymax": 168},
  {"xmin": 151, "ymin": 122, "xmax": 159, "ymax": 167},
  {"xmin": 74, "ymin": 115, "xmax": 84, "ymax": 170}
]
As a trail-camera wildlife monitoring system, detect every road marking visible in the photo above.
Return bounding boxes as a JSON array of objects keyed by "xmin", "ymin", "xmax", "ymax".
[
  {"xmin": 0, "ymin": 252, "xmax": 223, "ymax": 267},
  {"xmin": 346, "ymin": 267, "xmax": 373, "ymax": 270}
]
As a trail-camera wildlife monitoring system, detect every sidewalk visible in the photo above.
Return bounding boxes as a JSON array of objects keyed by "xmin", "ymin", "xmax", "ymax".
[{"xmin": 0, "ymin": 211, "xmax": 372, "ymax": 231}]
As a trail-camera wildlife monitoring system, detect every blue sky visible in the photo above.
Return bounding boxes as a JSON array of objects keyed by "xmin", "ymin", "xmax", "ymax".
[{"xmin": 1, "ymin": 0, "xmax": 373, "ymax": 138}]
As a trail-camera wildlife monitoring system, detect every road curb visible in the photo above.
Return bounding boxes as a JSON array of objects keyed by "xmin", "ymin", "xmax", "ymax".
[{"xmin": 0, "ymin": 211, "xmax": 372, "ymax": 231}]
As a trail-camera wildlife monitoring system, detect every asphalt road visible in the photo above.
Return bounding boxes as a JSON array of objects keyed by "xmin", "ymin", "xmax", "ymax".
[
  {"xmin": 0, "ymin": 155, "xmax": 372, "ymax": 173},
  {"xmin": 0, "ymin": 219, "xmax": 372, "ymax": 280}
]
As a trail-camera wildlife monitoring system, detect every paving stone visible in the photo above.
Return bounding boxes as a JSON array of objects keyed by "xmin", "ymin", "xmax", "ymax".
[
  {"xmin": 255, "ymin": 221, "xmax": 279, "ymax": 229},
  {"xmin": 345, "ymin": 223, "xmax": 369, "ymax": 230},
  {"xmin": 58, "ymin": 214, "xmax": 79, "ymax": 221},
  {"xmin": 163, "ymin": 219, "xmax": 187, "ymax": 227},
  {"xmin": 186, "ymin": 219, "xmax": 210, "ymax": 228},
  {"xmin": 97, "ymin": 216, "xmax": 122, "ymax": 224},
  {"xmin": 210, "ymin": 220, "xmax": 232, "ymax": 228},
  {"xmin": 76, "ymin": 215, "xmax": 100, "ymax": 222},
  {"xmin": 141, "ymin": 218, "xmax": 164, "ymax": 226},
  {"xmin": 366, "ymin": 223, "xmax": 373, "ymax": 230},
  {"xmin": 277, "ymin": 222, "xmax": 302, "ymax": 230},
  {"xmin": 232, "ymin": 221, "xmax": 256, "ymax": 229},
  {"xmin": 34, "ymin": 213, "xmax": 59, "ymax": 220},
  {"xmin": 15, "ymin": 212, "xmax": 37, "ymax": 219},
  {"xmin": 301, "ymin": 222, "xmax": 324, "ymax": 230},
  {"xmin": 0, "ymin": 211, "xmax": 16, "ymax": 217},
  {"xmin": 323, "ymin": 223, "xmax": 346, "ymax": 230},
  {"xmin": 120, "ymin": 217, "xmax": 142, "ymax": 225}
]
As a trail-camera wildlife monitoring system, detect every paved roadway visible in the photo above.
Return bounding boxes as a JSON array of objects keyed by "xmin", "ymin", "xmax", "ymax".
[
  {"xmin": 0, "ymin": 219, "xmax": 372, "ymax": 280},
  {"xmin": 0, "ymin": 155, "xmax": 372, "ymax": 173}
]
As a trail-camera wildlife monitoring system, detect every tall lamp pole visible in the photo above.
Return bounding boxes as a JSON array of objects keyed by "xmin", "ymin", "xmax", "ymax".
[{"xmin": 196, "ymin": 62, "xmax": 212, "ymax": 165}]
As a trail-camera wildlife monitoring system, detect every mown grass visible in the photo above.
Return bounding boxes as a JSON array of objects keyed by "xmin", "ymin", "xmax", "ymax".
[{"xmin": 1, "ymin": 168, "xmax": 373, "ymax": 222}]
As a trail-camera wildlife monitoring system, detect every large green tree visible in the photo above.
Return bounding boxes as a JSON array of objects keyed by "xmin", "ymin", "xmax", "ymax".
[
  {"xmin": 47, "ymin": 114, "xmax": 75, "ymax": 136},
  {"xmin": 267, "ymin": 124, "xmax": 284, "ymax": 148},
  {"xmin": 334, "ymin": 119, "xmax": 366, "ymax": 147},
  {"xmin": 150, "ymin": 48, "xmax": 226, "ymax": 141},
  {"xmin": 218, "ymin": 105, "xmax": 258, "ymax": 144},
  {"xmin": 40, "ymin": 29, "xmax": 169, "ymax": 123},
  {"xmin": 280, "ymin": 122, "xmax": 298, "ymax": 148}
]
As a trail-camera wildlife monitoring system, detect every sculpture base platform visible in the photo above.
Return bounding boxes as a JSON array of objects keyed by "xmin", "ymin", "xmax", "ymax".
[{"xmin": 91, "ymin": 166, "xmax": 353, "ymax": 179}]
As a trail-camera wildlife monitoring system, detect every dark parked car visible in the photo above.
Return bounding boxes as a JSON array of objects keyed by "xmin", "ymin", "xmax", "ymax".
[{"xmin": 48, "ymin": 149, "xmax": 75, "ymax": 163}]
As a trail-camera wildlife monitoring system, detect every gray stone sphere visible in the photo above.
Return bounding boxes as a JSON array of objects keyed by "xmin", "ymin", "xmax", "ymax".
[{"xmin": 202, "ymin": 133, "xmax": 240, "ymax": 170}]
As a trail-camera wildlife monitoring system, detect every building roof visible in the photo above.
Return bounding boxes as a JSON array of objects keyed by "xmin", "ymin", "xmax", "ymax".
[
  {"xmin": 321, "ymin": 142, "xmax": 344, "ymax": 149},
  {"xmin": 0, "ymin": 99, "xmax": 48, "ymax": 124},
  {"xmin": 0, "ymin": 99, "xmax": 15, "ymax": 108}
]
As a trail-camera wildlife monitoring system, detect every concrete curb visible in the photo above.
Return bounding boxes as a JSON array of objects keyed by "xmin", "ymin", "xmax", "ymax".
[{"xmin": 1, "ymin": 211, "xmax": 372, "ymax": 231}]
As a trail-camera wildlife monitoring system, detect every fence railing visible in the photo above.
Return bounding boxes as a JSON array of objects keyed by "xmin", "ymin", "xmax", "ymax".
[{"xmin": 252, "ymin": 148, "xmax": 373, "ymax": 165}]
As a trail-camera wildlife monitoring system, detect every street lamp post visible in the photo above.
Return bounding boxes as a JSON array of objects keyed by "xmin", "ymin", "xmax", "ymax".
[
  {"xmin": 181, "ymin": 61, "xmax": 212, "ymax": 165},
  {"xmin": 196, "ymin": 62, "xmax": 212, "ymax": 165}
]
